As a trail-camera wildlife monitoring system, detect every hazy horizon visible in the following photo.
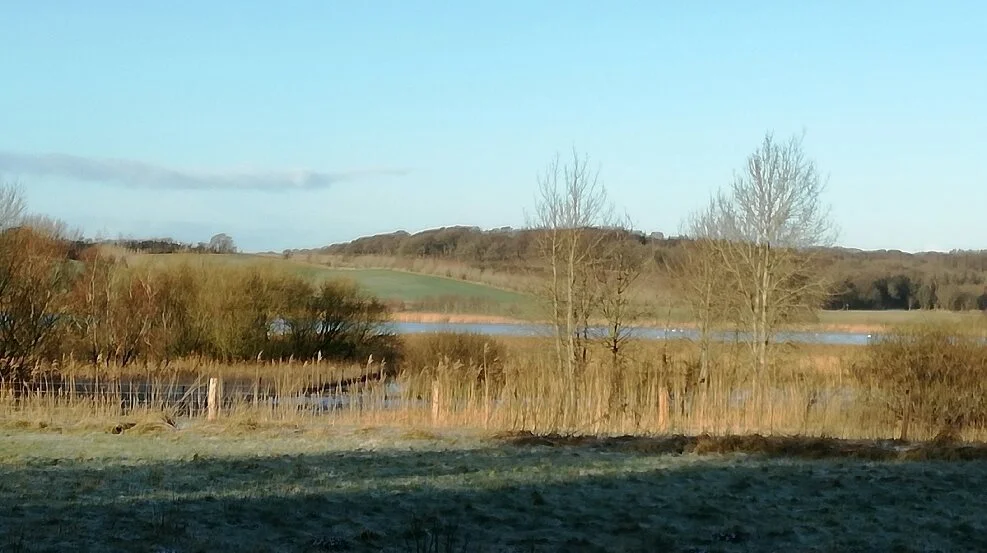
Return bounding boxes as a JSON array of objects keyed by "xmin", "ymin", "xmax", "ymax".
[{"xmin": 2, "ymin": 2, "xmax": 984, "ymax": 253}]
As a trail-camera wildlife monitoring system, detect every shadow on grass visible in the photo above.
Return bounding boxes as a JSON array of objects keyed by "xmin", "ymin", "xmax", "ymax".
[
  {"xmin": 2, "ymin": 437, "xmax": 987, "ymax": 552},
  {"xmin": 499, "ymin": 431, "xmax": 987, "ymax": 461}
]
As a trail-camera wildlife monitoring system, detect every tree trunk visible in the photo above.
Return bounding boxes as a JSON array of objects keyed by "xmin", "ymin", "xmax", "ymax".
[
  {"xmin": 756, "ymin": 244, "xmax": 771, "ymax": 384},
  {"xmin": 564, "ymin": 231, "xmax": 579, "ymax": 431}
]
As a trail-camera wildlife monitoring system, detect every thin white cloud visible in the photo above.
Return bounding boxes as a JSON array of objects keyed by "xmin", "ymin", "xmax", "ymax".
[{"xmin": 0, "ymin": 151, "xmax": 408, "ymax": 191}]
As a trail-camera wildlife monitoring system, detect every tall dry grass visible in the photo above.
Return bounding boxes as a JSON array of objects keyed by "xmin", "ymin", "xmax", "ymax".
[
  {"xmin": 0, "ymin": 357, "xmax": 383, "ymax": 428},
  {"xmin": 393, "ymin": 339, "xmax": 875, "ymax": 438},
  {"xmin": 4, "ymin": 333, "xmax": 985, "ymax": 442}
]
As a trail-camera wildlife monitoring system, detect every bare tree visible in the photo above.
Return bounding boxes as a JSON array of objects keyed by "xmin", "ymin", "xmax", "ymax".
[
  {"xmin": 71, "ymin": 248, "xmax": 158, "ymax": 367},
  {"xmin": 0, "ymin": 182, "xmax": 25, "ymax": 230},
  {"xmin": 706, "ymin": 132, "xmax": 836, "ymax": 382},
  {"xmin": 21, "ymin": 214, "xmax": 82, "ymax": 241},
  {"xmin": 672, "ymin": 205, "xmax": 733, "ymax": 386},
  {"xmin": 596, "ymin": 225, "xmax": 645, "ymax": 365},
  {"xmin": 593, "ymin": 222, "xmax": 646, "ymax": 419},
  {"xmin": 529, "ymin": 149, "xmax": 613, "ymax": 428}
]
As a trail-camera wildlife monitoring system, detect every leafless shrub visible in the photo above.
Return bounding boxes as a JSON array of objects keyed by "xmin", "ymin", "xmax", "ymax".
[{"xmin": 851, "ymin": 323, "xmax": 987, "ymax": 440}]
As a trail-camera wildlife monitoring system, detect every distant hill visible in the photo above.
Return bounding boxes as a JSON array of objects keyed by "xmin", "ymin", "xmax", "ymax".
[{"xmin": 292, "ymin": 226, "xmax": 987, "ymax": 312}]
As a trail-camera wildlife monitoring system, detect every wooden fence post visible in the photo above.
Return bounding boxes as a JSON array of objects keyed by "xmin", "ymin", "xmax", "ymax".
[{"xmin": 207, "ymin": 377, "xmax": 221, "ymax": 421}]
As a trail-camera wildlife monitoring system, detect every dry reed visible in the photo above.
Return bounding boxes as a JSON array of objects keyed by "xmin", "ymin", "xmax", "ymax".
[{"xmin": 3, "ymin": 336, "xmax": 984, "ymax": 442}]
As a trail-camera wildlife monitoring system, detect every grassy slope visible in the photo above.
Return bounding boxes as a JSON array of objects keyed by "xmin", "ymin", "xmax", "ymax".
[
  {"xmin": 315, "ymin": 267, "xmax": 531, "ymax": 304},
  {"xmin": 2, "ymin": 426, "xmax": 986, "ymax": 552},
  {"xmin": 130, "ymin": 252, "xmax": 986, "ymax": 329},
  {"xmin": 130, "ymin": 253, "xmax": 537, "ymax": 317}
]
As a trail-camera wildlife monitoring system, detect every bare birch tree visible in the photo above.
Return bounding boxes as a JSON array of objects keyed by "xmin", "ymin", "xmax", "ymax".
[
  {"xmin": 530, "ymin": 149, "xmax": 613, "ymax": 428},
  {"xmin": 707, "ymin": 132, "xmax": 836, "ymax": 383}
]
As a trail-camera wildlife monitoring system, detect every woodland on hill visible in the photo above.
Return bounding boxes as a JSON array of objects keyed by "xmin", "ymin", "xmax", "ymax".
[{"xmin": 303, "ymin": 225, "xmax": 987, "ymax": 312}]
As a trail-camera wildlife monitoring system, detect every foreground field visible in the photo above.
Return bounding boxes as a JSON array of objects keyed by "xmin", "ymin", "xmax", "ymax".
[{"xmin": 2, "ymin": 426, "xmax": 987, "ymax": 552}]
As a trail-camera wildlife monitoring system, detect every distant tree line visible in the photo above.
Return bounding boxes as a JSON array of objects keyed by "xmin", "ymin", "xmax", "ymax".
[
  {"xmin": 75, "ymin": 232, "xmax": 238, "ymax": 255},
  {"xmin": 305, "ymin": 227, "xmax": 987, "ymax": 312},
  {"xmin": 306, "ymin": 226, "xmax": 661, "ymax": 272},
  {"xmin": 821, "ymin": 250, "xmax": 987, "ymax": 311}
]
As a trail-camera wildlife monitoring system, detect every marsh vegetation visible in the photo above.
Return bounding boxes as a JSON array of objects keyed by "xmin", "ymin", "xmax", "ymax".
[{"xmin": 2, "ymin": 133, "xmax": 986, "ymax": 551}]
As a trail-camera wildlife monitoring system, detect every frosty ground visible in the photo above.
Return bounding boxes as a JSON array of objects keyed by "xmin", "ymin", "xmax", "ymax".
[{"xmin": 1, "ymin": 423, "xmax": 986, "ymax": 553}]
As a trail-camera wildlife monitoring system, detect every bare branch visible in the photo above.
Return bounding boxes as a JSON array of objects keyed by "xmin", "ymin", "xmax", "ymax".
[
  {"xmin": 0, "ymin": 181, "xmax": 26, "ymax": 230},
  {"xmin": 693, "ymin": 131, "xmax": 837, "ymax": 381}
]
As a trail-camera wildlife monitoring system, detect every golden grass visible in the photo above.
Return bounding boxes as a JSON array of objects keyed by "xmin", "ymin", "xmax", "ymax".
[{"xmin": 4, "ymin": 335, "xmax": 984, "ymax": 443}]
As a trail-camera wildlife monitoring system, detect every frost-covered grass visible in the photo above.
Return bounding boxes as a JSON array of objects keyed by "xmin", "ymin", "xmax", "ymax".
[{"xmin": 2, "ymin": 425, "xmax": 987, "ymax": 552}]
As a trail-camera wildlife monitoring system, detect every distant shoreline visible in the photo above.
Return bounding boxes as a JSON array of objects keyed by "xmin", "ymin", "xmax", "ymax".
[{"xmin": 389, "ymin": 311, "xmax": 892, "ymax": 335}]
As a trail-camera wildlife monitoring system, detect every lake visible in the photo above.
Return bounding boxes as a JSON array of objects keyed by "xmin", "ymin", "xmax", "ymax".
[{"xmin": 389, "ymin": 321, "xmax": 873, "ymax": 346}]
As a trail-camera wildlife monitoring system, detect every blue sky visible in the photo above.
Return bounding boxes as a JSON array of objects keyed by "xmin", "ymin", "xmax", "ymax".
[{"xmin": 1, "ymin": 1, "xmax": 984, "ymax": 253}]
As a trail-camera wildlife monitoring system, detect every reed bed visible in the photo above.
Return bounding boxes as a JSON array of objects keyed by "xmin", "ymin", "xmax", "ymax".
[{"xmin": 5, "ymin": 334, "xmax": 981, "ymax": 443}]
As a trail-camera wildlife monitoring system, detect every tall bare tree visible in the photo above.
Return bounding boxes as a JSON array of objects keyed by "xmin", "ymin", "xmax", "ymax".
[
  {"xmin": 706, "ymin": 132, "xmax": 836, "ymax": 382},
  {"xmin": 594, "ymin": 223, "xmax": 646, "ymax": 419},
  {"xmin": 596, "ymin": 225, "xmax": 645, "ymax": 364},
  {"xmin": 529, "ymin": 149, "xmax": 613, "ymax": 428},
  {"xmin": 672, "ymin": 205, "xmax": 733, "ymax": 386}
]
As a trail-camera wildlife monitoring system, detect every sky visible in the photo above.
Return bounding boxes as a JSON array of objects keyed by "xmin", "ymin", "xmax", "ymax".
[{"xmin": 1, "ymin": 1, "xmax": 984, "ymax": 253}]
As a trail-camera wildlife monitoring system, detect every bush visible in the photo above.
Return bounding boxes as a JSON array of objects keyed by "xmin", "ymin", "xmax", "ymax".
[
  {"xmin": 0, "ymin": 227, "xmax": 73, "ymax": 381},
  {"xmin": 276, "ymin": 278, "xmax": 399, "ymax": 364},
  {"xmin": 851, "ymin": 324, "xmax": 987, "ymax": 440},
  {"xmin": 403, "ymin": 332, "xmax": 506, "ymax": 382},
  {"xmin": 61, "ymin": 256, "xmax": 399, "ymax": 368}
]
